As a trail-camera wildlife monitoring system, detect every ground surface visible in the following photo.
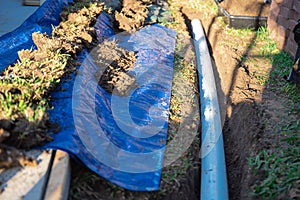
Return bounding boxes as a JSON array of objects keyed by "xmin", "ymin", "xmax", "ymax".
[
  {"xmin": 0, "ymin": 0, "xmax": 38, "ymax": 36},
  {"xmin": 0, "ymin": 0, "xmax": 299, "ymax": 199},
  {"xmin": 69, "ymin": 0, "xmax": 278, "ymax": 199},
  {"xmin": 48, "ymin": 0, "xmax": 296, "ymax": 199},
  {"xmin": 219, "ymin": 0, "xmax": 270, "ymax": 16},
  {"xmin": 181, "ymin": 1, "xmax": 299, "ymax": 199}
]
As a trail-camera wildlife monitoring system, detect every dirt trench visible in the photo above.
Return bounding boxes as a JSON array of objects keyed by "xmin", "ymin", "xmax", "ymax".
[
  {"xmin": 201, "ymin": 21, "xmax": 264, "ymax": 200},
  {"xmin": 180, "ymin": 0, "xmax": 278, "ymax": 199},
  {"xmin": 69, "ymin": 0, "xmax": 270, "ymax": 199},
  {"xmin": 0, "ymin": 0, "xmax": 279, "ymax": 199}
]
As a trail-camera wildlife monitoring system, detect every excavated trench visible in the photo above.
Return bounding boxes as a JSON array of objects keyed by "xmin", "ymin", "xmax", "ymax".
[{"xmin": 0, "ymin": 0, "xmax": 202, "ymax": 199}]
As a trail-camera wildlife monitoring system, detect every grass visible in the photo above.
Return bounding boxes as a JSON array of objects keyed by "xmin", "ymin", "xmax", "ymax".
[
  {"xmin": 0, "ymin": 50, "xmax": 69, "ymax": 121},
  {"xmin": 0, "ymin": 0, "xmax": 104, "ymax": 149},
  {"xmin": 226, "ymin": 26, "xmax": 253, "ymax": 38},
  {"xmin": 243, "ymin": 26, "xmax": 300, "ymax": 199},
  {"xmin": 248, "ymin": 148, "xmax": 300, "ymax": 199},
  {"xmin": 185, "ymin": 0, "xmax": 218, "ymax": 15},
  {"xmin": 269, "ymin": 51, "xmax": 300, "ymax": 106},
  {"xmin": 161, "ymin": 32, "xmax": 199, "ymax": 194},
  {"xmin": 167, "ymin": 0, "xmax": 299, "ymax": 198},
  {"xmin": 169, "ymin": 50, "xmax": 196, "ymax": 124}
]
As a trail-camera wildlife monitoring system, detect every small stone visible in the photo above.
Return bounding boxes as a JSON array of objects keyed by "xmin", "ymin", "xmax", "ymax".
[{"xmin": 0, "ymin": 128, "xmax": 10, "ymax": 143}]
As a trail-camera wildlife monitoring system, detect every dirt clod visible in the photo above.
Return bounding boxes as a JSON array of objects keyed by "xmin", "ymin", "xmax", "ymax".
[
  {"xmin": 115, "ymin": 0, "xmax": 149, "ymax": 32},
  {"xmin": 0, "ymin": 144, "xmax": 36, "ymax": 169},
  {"xmin": 92, "ymin": 40, "xmax": 138, "ymax": 96},
  {"xmin": 0, "ymin": 129, "xmax": 10, "ymax": 143}
]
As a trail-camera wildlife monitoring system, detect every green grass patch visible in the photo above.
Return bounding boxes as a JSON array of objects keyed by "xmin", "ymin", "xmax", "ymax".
[
  {"xmin": 186, "ymin": 0, "xmax": 218, "ymax": 14},
  {"xmin": 226, "ymin": 26, "xmax": 253, "ymax": 38},
  {"xmin": 248, "ymin": 147, "xmax": 300, "ymax": 199},
  {"xmin": 247, "ymin": 27, "xmax": 300, "ymax": 199},
  {"xmin": 269, "ymin": 51, "xmax": 300, "ymax": 105},
  {"xmin": 256, "ymin": 26, "xmax": 279, "ymax": 57}
]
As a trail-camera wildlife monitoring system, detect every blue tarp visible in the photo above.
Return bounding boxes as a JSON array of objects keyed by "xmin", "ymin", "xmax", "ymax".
[
  {"xmin": 0, "ymin": 0, "xmax": 176, "ymax": 191},
  {"xmin": 0, "ymin": 0, "xmax": 70, "ymax": 70}
]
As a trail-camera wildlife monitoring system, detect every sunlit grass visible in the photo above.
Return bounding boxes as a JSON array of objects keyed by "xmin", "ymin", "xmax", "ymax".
[
  {"xmin": 186, "ymin": 0, "xmax": 218, "ymax": 14},
  {"xmin": 245, "ymin": 26, "xmax": 300, "ymax": 199}
]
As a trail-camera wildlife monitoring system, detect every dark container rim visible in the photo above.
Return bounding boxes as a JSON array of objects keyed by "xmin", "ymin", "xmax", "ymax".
[{"xmin": 214, "ymin": 0, "xmax": 268, "ymax": 29}]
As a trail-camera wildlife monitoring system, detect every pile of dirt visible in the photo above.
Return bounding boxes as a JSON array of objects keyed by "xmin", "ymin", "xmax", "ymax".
[
  {"xmin": 115, "ymin": 0, "xmax": 149, "ymax": 31},
  {"xmin": 92, "ymin": 40, "xmax": 138, "ymax": 96},
  {"xmin": 0, "ymin": 144, "xmax": 37, "ymax": 168},
  {"xmin": 219, "ymin": 0, "xmax": 271, "ymax": 16},
  {"xmin": 0, "ymin": 0, "xmax": 104, "ymax": 169},
  {"xmin": 115, "ymin": 0, "xmax": 173, "ymax": 32},
  {"xmin": 0, "ymin": 0, "xmax": 147, "ymax": 170}
]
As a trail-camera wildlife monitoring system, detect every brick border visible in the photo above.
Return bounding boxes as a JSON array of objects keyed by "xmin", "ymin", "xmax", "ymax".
[{"xmin": 268, "ymin": 0, "xmax": 300, "ymax": 57}]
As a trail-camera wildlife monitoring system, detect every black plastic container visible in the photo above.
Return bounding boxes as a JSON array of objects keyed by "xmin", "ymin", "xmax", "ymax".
[{"xmin": 215, "ymin": 0, "xmax": 268, "ymax": 29}]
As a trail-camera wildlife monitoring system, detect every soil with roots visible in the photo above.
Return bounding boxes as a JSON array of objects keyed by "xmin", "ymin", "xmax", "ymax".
[
  {"xmin": 0, "ymin": 0, "xmax": 104, "ymax": 169},
  {"xmin": 91, "ymin": 40, "xmax": 138, "ymax": 96}
]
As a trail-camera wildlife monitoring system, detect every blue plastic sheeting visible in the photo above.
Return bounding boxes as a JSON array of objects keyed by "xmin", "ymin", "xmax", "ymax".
[
  {"xmin": 0, "ymin": 0, "xmax": 70, "ymax": 70},
  {"xmin": 0, "ymin": 0, "xmax": 176, "ymax": 191},
  {"xmin": 46, "ymin": 20, "xmax": 176, "ymax": 190}
]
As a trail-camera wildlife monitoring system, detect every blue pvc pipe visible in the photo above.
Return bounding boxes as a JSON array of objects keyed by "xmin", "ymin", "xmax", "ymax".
[{"xmin": 191, "ymin": 19, "xmax": 229, "ymax": 200}]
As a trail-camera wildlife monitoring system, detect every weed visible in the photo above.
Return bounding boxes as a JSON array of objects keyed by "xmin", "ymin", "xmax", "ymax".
[
  {"xmin": 185, "ymin": 0, "xmax": 218, "ymax": 14},
  {"xmin": 268, "ymin": 51, "xmax": 300, "ymax": 105},
  {"xmin": 256, "ymin": 26, "xmax": 269, "ymax": 41},
  {"xmin": 272, "ymin": 51, "xmax": 294, "ymax": 68},
  {"xmin": 234, "ymin": 22, "xmax": 300, "ymax": 200},
  {"xmin": 248, "ymin": 147, "xmax": 300, "ymax": 199},
  {"xmin": 226, "ymin": 26, "xmax": 253, "ymax": 38},
  {"xmin": 255, "ymin": 26, "xmax": 278, "ymax": 57},
  {"xmin": 253, "ymin": 71, "xmax": 269, "ymax": 86}
]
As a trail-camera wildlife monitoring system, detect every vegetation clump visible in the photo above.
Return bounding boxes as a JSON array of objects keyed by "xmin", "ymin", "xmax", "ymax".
[{"xmin": 0, "ymin": 0, "xmax": 104, "ymax": 168}]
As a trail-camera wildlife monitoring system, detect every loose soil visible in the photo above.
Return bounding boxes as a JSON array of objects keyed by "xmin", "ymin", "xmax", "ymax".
[
  {"xmin": 219, "ymin": 0, "xmax": 270, "ymax": 17},
  {"xmin": 0, "ymin": 0, "xmax": 141, "ymax": 168},
  {"xmin": 115, "ymin": 0, "xmax": 149, "ymax": 31},
  {"xmin": 0, "ymin": 0, "xmax": 104, "ymax": 169},
  {"xmin": 70, "ymin": 0, "xmax": 294, "ymax": 199},
  {"xmin": 1, "ymin": 0, "xmax": 297, "ymax": 199},
  {"xmin": 181, "ymin": 0, "xmax": 298, "ymax": 199},
  {"xmin": 91, "ymin": 40, "xmax": 138, "ymax": 96}
]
